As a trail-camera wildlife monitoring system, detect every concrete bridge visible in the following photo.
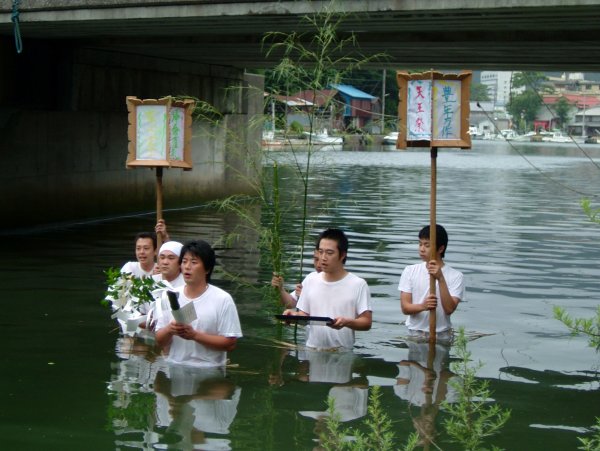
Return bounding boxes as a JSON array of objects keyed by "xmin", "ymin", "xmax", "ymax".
[{"xmin": 1, "ymin": 0, "xmax": 600, "ymax": 229}]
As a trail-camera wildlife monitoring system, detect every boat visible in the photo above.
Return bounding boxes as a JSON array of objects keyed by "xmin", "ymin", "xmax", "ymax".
[
  {"xmin": 498, "ymin": 129, "xmax": 521, "ymax": 141},
  {"xmin": 542, "ymin": 131, "xmax": 572, "ymax": 143},
  {"xmin": 382, "ymin": 131, "xmax": 399, "ymax": 145},
  {"xmin": 468, "ymin": 126, "xmax": 484, "ymax": 140},
  {"xmin": 302, "ymin": 128, "xmax": 344, "ymax": 145}
]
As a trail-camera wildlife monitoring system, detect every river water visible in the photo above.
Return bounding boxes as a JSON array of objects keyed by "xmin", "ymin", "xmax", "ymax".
[{"xmin": 1, "ymin": 140, "xmax": 599, "ymax": 450}]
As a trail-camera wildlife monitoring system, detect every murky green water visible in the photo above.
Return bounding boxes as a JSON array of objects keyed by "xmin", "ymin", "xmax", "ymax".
[{"xmin": 1, "ymin": 141, "xmax": 599, "ymax": 450}]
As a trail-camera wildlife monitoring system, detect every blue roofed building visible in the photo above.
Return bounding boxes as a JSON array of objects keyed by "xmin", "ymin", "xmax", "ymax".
[
  {"xmin": 331, "ymin": 84, "xmax": 379, "ymax": 132},
  {"xmin": 266, "ymin": 84, "xmax": 381, "ymax": 134}
]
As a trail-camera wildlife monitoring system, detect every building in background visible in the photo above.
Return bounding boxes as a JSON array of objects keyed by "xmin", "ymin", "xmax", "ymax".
[{"xmin": 480, "ymin": 71, "xmax": 520, "ymax": 107}]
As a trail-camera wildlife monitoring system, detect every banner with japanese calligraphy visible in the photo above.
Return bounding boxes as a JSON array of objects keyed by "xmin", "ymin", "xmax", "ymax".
[
  {"xmin": 126, "ymin": 97, "xmax": 195, "ymax": 169},
  {"xmin": 433, "ymin": 80, "xmax": 461, "ymax": 140},
  {"xmin": 407, "ymin": 79, "xmax": 432, "ymax": 141},
  {"xmin": 396, "ymin": 71, "xmax": 471, "ymax": 149}
]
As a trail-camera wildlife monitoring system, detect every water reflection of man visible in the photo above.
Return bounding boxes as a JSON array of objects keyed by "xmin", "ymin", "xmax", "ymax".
[
  {"xmin": 395, "ymin": 341, "xmax": 457, "ymax": 447},
  {"xmin": 153, "ymin": 366, "xmax": 241, "ymax": 450},
  {"xmin": 296, "ymin": 349, "xmax": 369, "ymax": 424}
]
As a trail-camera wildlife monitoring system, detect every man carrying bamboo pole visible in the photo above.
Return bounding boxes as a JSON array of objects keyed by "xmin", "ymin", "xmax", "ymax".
[{"xmin": 398, "ymin": 225, "xmax": 465, "ymax": 343}]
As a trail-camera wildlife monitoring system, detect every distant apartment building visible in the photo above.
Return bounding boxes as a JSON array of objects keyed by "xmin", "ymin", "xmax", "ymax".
[{"xmin": 480, "ymin": 71, "xmax": 514, "ymax": 107}]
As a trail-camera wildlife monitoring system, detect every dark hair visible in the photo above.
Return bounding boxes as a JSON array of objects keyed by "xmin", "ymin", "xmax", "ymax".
[
  {"xmin": 318, "ymin": 228, "xmax": 349, "ymax": 263},
  {"xmin": 135, "ymin": 231, "xmax": 157, "ymax": 250},
  {"xmin": 419, "ymin": 224, "xmax": 448, "ymax": 258},
  {"xmin": 179, "ymin": 240, "xmax": 216, "ymax": 282}
]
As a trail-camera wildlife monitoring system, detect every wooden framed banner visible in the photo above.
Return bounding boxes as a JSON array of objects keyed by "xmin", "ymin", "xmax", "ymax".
[
  {"xmin": 126, "ymin": 96, "xmax": 195, "ymax": 169},
  {"xmin": 396, "ymin": 71, "xmax": 472, "ymax": 149}
]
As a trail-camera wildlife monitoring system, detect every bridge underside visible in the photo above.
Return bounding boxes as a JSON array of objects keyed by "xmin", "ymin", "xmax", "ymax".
[{"xmin": 1, "ymin": 1, "xmax": 600, "ymax": 71}]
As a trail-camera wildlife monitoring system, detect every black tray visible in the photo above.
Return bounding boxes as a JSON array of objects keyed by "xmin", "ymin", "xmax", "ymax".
[{"xmin": 275, "ymin": 314, "xmax": 333, "ymax": 325}]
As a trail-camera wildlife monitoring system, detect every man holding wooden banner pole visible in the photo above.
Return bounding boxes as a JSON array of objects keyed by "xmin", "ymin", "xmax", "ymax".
[
  {"xmin": 395, "ymin": 70, "xmax": 470, "ymax": 344},
  {"xmin": 399, "ymin": 224, "xmax": 464, "ymax": 343}
]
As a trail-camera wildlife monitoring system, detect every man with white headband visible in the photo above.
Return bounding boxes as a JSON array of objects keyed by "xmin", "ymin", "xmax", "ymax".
[
  {"xmin": 146, "ymin": 240, "xmax": 185, "ymax": 332},
  {"xmin": 153, "ymin": 240, "xmax": 185, "ymax": 289}
]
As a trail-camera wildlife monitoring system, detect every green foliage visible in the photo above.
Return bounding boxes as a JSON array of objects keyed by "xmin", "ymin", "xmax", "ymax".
[
  {"xmin": 582, "ymin": 198, "xmax": 600, "ymax": 224},
  {"xmin": 471, "ymin": 83, "xmax": 491, "ymax": 101},
  {"xmin": 319, "ymin": 385, "xmax": 418, "ymax": 451},
  {"xmin": 106, "ymin": 392, "xmax": 155, "ymax": 431},
  {"xmin": 172, "ymin": 95, "xmax": 223, "ymax": 123},
  {"xmin": 262, "ymin": 0, "xmax": 386, "ymax": 276},
  {"xmin": 102, "ymin": 267, "xmax": 165, "ymax": 310},
  {"xmin": 553, "ymin": 305, "xmax": 600, "ymax": 351},
  {"xmin": 506, "ymin": 90, "xmax": 542, "ymax": 132},
  {"xmin": 553, "ymin": 97, "xmax": 572, "ymax": 131},
  {"xmin": 512, "ymin": 71, "xmax": 552, "ymax": 93},
  {"xmin": 442, "ymin": 328, "xmax": 511, "ymax": 451},
  {"xmin": 289, "ymin": 120, "xmax": 304, "ymax": 134},
  {"xmin": 578, "ymin": 417, "xmax": 600, "ymax": 451}
]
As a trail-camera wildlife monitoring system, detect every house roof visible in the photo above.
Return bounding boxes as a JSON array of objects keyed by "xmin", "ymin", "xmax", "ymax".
[
  {"xmin": 291, "ymin": 89, "xmax": 337, "ymax": 107},
  {"xmin": 269, "ymin": 94, "xmax": 314, "ymax": 107},
  {"xmin": 543, "ymin": 94, "xmax": 600, "ymax": 109},
  {"xmin": 330, "ymin": 84, "xmax": 377, "ymax": 100}
]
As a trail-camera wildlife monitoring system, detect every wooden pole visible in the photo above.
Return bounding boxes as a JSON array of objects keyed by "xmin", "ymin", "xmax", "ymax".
[
  {"xmin": 429, "ymin": 147, "xmax": 438, "ymax": 346},
  {"xmin": 156, "ymin": 166, "xmax": 164, "ymax": 251}
]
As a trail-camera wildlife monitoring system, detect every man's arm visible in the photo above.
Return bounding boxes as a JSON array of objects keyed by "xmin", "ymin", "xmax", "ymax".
[
  {"xmin": 427, "ymin": 260, "xmax": 459, "ymax": 315},
  {"xmin": 172, "ymin": 322, "xmax": 238, "ymax": 351},
  {"xmin": 401, "ymin": 291, "xmax": 435, "ymax": 315},
  {"xmin": 155, "ymin": 322, "xmax": 176, "ymax": 350},
  {"xmin": 271, "ymin": 274, "xmax": 298, "ymax": 308},
  {"xmin": 329, "ymin": 310, "xmax": 372, "ymax": 331},
  {"xmin": 156, "ymin": 321, "xmax": 237, "ymax": 352}
]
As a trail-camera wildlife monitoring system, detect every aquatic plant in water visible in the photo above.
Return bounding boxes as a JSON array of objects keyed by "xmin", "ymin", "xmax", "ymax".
[
  {"xmin": 319, "ymin": 385, "xmax": 419, "ymax": 451},
  {"xmin": 442, "ymin": 327, "xmax": 511, "ymax": 451}
]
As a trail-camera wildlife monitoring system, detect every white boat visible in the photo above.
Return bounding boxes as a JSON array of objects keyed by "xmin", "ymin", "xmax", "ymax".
[
  {"xmin": 468, "ymin": 126, "xmax": 484, "ymax": 140},
  {"xmin": 542, "ymin": 131, "xmax": 572, "ymax": 143},
  {"xmin": 498, "ymin": 129, "xmax": 521, "ymax": 141},
  {"xmin": 302, "ymin": 129, "xmax": 343, "ymax": 145},
  {"xmin": 382, "ymin": 131, "xmax": 399, "ymax": 145}
]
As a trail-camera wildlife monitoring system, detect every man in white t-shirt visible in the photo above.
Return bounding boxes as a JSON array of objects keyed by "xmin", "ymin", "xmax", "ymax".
[
  {"xmin": 284, "ymin": 228, "xmax": 372, "ymax": 350},
  {"xmin": 120, "ymin": 231, "xmax": 157, "ymax": 278},
  {"xmin": 144, "ymin": 241, "xmax": 185, "ymax": 331},
  {"xmin": 398, "ymin": 224, "xmax": 465, "ymax": 341},
  {"xmin": 120, "ymin": 220, "xmax": 171, "ymax": 279},
  {"xmin": 152, "ymin": 240, "xmax": 185, "ymax": 289},
  {"xmin": 155, "ymin": 240, "xmax": 243, "ymax": 367}
]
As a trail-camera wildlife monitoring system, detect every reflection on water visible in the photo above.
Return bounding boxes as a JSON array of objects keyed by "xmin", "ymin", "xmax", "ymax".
[
  {"xmin": 1, "ymin": 141, "xmax": 599, "ymax": 450},
  {"xmin": 109, "ymin": 338, "xmax": 240, "ymax": 450},
  {"xmin": 395, "ymin": 342, "xmax": 455, "ymax": 448}
]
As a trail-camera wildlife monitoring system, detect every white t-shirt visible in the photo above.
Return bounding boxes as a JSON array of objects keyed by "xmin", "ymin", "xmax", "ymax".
[
  {"xmin": 398, "ymin": 262, "xmax": 465, "ymax": 332},
  {"xmin": 289, "ymin": 270, "xmax": 319, "ymax": 302},
  {"xmin": 120, "ymin": 261, "xmax": 154, "ymax": 278},
  {"xmin": 146, "ymin": 273, "xmax": 186, "ymax": 330},
  {"xmin": 296, "ymin": 272, "xmax": 372, "ymax": 350},
  {"xmin": 152, "ymin": 272, "xmax": 185, "ymax": 289},
  {"xmin": 156, "ymin": 284, "xmax": 243, "ymax": 367}
]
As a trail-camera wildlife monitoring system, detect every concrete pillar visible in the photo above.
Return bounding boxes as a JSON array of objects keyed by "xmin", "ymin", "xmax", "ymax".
[{"xmin": 0, "ymin": 39, "xmax": 263, "ymax": 229}]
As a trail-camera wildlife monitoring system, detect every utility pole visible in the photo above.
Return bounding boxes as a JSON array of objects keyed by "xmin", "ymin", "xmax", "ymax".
[{"xmin": 381, "ymin": 69, "xmax": 386, "ymax": 133}]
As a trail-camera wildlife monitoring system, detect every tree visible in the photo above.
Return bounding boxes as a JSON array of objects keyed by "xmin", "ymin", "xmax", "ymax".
[
  {"xmin": 506, "ymin": 90, "xmax": 542, "ymax": 132},
  {"xmin": 512, "ymin": 71, "xmax": 552, "ymax": 93},
  {"xmin": 553, "ymin": 97, "xmax": 572, "ymax": 131},
  {"xmin": 470, "ymin": 82, "xmax": 491, "ymax": 101}
]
